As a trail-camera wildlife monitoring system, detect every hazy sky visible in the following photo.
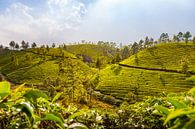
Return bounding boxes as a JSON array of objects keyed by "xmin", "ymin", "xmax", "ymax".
[{"xmin": 0, "ymin": 0, "xmax": 195, "ymax": 46}]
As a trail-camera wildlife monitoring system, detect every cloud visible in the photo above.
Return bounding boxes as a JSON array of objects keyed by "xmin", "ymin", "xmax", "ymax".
[
  {"xmin": 0, "ymin": 0, "xmax": 88, "ymax": 45},
  {"xmin": 74, "ymin": 0, "xmax": 195, "ymax": 43},
  {"xmin": 0, "ymin": 0, "xmax": 194, "ymax": 46}
]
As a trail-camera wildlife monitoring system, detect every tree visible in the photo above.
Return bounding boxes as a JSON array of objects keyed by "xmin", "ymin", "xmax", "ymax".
[
  {"xmin": 159, "ymin": 33, "xmax": 169, "ymax": 43},
  {"xmin": 46, "ymin": 45, "xmax": 50, "ymax": 52},
  {"xmin": 15, "ymin": 43, "xmax": 19, "ymax": 50},
  {"xmin": 177, "ymin": 32, "xmax": 183, "ymax": 42},
  {"xmin": 115, "ymin": 53, "xmax": 122, "ymax": 63},
  {"xmin": 31, "ymin": 42, "xmax": 37, "ymax": 48},
  {"xmin": 0, "ymin": 44, "xmax": 3, "ymax": 49},
  {"xmin": 183, "ymin": 31, "xmax": 192, "ymax": 43},
  {"xmin": 181, "ymin": 57, "xmax": 189, "ymax": 75},
  {"xmin": 131, "ymin": 42, "xmax": 139, "ymax": 54},
  {"xmin": 135, "ymin": 54, "xmax": 139, "ymax": 65},
  {"xmin": 144, "ymin": 36, "xmax": 149, "ymax": 48},
  {"xmin": 21, "ymin": 40, "xmax": 28, "ymax": 50},
  {"xmin": 52, "ymin": 43, "xmax": 55, "ymax": 48},
  {"xmin": 121, "ymin": 46, "xmax": 130, "ymax": 59},
  {"xmin": 149, "ymin": 38, "xmax": 154, "ymax": 47},
  {"xmin": 173, "ymin": 35, "xmax": 179, "ymax": 42},
  {"xmin": 9, "ymin": 41, "xmax": 15, "ymax": 50},
  {"xmin": 95, "ymin": 58, "xmax": 101, "ymax": 70},
  {"xmin": 138, "ymin": 39, "xmax": 144, "ymax": 50},
  {"xmin": 63, "ymin": 44, "xmax": 67, "ymax": 50}
]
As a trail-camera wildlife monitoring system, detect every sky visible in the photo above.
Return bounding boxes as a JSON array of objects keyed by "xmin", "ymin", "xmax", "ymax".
[{"xmin": 0, "ymin": 0, "xmax": 195, "ymax": 46}]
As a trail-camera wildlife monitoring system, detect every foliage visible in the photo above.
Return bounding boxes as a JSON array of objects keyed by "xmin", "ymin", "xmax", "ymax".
[
  {"xmin": 0, "ymin": 81, "xmax": 90, "ymax": 129},
  {"xmin": 154, "ymin": 89, "xmax": 195, "ymax": 129},
  {"xmin": 97, "ymin": 43, "xmax": 195, "ymax": 101}
]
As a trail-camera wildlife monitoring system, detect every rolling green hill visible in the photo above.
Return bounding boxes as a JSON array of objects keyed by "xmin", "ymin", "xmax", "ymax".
[
  {"xmin": 66, "ymin": 44, "xmax": 117, "ymax": 66},
  {"xmin": 96, "ymin": 42, "xmax": 195, "ymax": 102},
  {"xmin": 121, "ymin": 42, "xmax": 195, "ymax": 71},
  {"xmin": 0, "ymin": 48, "xmax": 93, "ymax": 84}
]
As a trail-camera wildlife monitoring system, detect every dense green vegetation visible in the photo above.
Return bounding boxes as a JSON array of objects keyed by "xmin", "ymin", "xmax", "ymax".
[
  {"xmin": 1, "ymin": 32, "xmax": 195, "ymax": 128},
  {"xmin": 66, "ymin": 43, "xmax": 118, "ymax": 67},
  {"xmin": 121, "ymin": 42, "xmax": 195, "ymax": 72},
  {"xmin": 96, "ymin": 42, "xmax": 195, "ymax": 102},
  {"xmin": 96, "ymin": 64, "xmax": 194, "ymax": 102},
  {"xmin": 1, "ymin": 80, "xmax": 195, "ymax": 129},
  {"xmin": 0, "ymin": 48, "xmax": 92, "ymax": 84}
]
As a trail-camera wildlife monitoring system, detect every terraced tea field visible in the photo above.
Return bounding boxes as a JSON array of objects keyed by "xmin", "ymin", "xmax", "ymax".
[
  {"xmin": 122, "ymin": 43, "xmax": 195, "ymax": 72},
  {"xmin": 96, "ymin": 43, "xmax": 195, "ymax": 102}
]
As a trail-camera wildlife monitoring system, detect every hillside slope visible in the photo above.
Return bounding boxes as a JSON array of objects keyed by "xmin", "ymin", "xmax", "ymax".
[
  {"xmin": 0, "ymin": 48, "xmax": 93, "ymax": 84},
  {"xmin": 96, "ymin": 43, "xmax": 195, "ymax": 102},
  {"xmin": 121, "ymin": 42, "xmax": 195, "ymax": 71},
  {"xmin": 66, "ymin": 44, "xmax": 117, "ymax": 65}
]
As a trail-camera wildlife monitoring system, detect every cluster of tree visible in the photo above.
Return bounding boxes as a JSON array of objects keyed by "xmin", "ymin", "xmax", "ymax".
[
  {"xmin": 120, "ymin": 31, "xmax": 195, "ymax": 60},
  {"xmin": 8, "ymin": 40, "xmax": 31, "ymax": 50},
  {"xmin": 93, "ymin": 32, "xmax": 194, "ymax": 69}
]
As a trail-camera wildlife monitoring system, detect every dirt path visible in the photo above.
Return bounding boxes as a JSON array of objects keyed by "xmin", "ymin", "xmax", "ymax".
[{"xmin": 119, "ymin": 63, "xmax": 195, "ymax": 75}]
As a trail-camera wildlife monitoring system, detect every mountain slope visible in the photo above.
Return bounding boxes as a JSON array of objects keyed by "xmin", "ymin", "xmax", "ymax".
[
  {"xmin": 0, "ymin": 48, "xmax": 93, "ymax": 84},
  {"xmin": 121, "ymin": 42, "xmax": 195, "ymax": 71},
  {"xmin": 96, "ymin": 42, "xmax": 195, "ymax": 102}
]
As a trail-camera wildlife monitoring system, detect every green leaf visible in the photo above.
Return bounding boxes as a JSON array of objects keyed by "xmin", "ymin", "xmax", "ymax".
[
  {"xmin": 68, "ymin": 110, "xmax": 87, "ymax": 122},
  {"xmin": 52, "ymin": 92, "xmax": 63, "ymax": 103},
  {"xmin": 43, "ymin": 113, "xmax": 64, "ymax": 128},
  {"xmin": 23, "ymin": 89, "xmax": 48, "ymax": 103},
  {"xmin": 13, "ymin": 83, "xmax": 25, "ymax": 93},
  {"xmin": 18, "ymin": 101, "xmax": 34, "ymax": 117},
  {"xmin": 0, "ymin": 81, "xmax": 10, "ymax": 99},
  {"xmin": 168, "ymin": 98, "xmax": 187, "ymax": 109},
  {"xmin": 69, "ymin": 123, "xmax": 88, "ymax": 129},
  {"xmin": 154, "ymin": 105, "xmax": 169, "ymax": 115},
  {"xmin": 164, "ymin": 109, "xmax": 195, "ymax": 125}
]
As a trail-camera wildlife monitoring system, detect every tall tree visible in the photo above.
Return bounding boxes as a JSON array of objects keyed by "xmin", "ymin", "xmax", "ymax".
[
  {"xmin": 183, "ymin": 31, "xmax": 192, "ymax": 43},
  {"xmin": 46, "ymin": 45, "xmax": 50, "ymax": 52},
  {"xmin": 144, "ymin": 36, "xmax": 149, "ymax": 48},
  {"xmin": 9, "ymin": 41, "xmax": 15, "ymax": 50},
  {"xmin": 177, "ymin": 32, "xmax": 183, "ymax": 42},
  {"xmin": 115, "ymin": 53, "xmax": 122, "ymax": 63},
  {"xmin": 0, "ymin": 44, "xmax": 3, "ymax": 49},
  {"xmin": 31, "ymin": 42, "xmax": 37, "ymax": 48},
  {"xmin": 173, "ymin": 35, "xmax": 179, "ymax": 42},
  {"xmin": 131, "ymin": 42, "xmax": 139, "ymax": 54},
  {"xmin": 95, "ymin": 58, "xmax": 101, "ymax": 70},
  {"xmin": 21, "ymin": 40, "xmax": 26, "ymax": 49},
  {"xmin": 138, "ymin": 39, "xmax": 144, "ymax": 50},
  {"xmin": 121, "ymin": 46, "xmax": 130, "ymax": 59},
  {"xmin": 149, "ymin": 38, "xmax": 154, "ymax": 47},
  {"xmin": 15, "ymin": 43, "xmax": 19, "ymax": 50},
  {"xmin": 52, "ymin": 43, "xmax": 55, "ymax": 48},
  {"xmin": 159, "ymin": 33, "xmax": 169, "ymax": 43}
]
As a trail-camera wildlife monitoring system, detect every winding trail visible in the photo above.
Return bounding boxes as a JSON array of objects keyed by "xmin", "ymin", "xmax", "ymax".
[{"xmin": 119, "ymin": 63, "xmax": 195, "ymax": 75}]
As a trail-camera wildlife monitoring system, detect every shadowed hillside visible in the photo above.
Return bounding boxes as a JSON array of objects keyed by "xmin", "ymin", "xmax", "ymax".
[{"xmin": 0, "ymin": 48, "xmax": 93, "ymax": 84}]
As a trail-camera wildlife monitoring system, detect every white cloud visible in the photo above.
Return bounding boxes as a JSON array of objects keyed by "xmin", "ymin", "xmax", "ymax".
[
  {"xmin": 0, "ymin": 0, "xmax": 88, "ymax": 45},
  {"xmin": 0, "ymin": 0, "xmax": 194, "ymax": 46}
]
